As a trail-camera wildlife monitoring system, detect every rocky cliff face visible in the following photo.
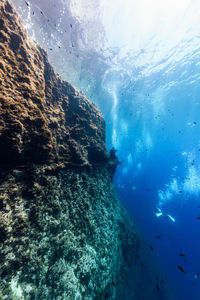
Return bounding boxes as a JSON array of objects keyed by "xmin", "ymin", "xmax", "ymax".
[
  {"xmin": 0, "ymin": 1, "xmax": 140, "ymax": 299},
  {"xmin": 0, "ymin": 0, "xmax": 107, "ymax": 167}
]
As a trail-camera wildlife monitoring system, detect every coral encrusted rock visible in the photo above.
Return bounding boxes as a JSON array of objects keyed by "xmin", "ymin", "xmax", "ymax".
[
  {"xmin": 0, "ymin": 0, "xmax": 107, "ymax": 167},
  {"xmin": 0, "ymin": 1, "xmax": 140, "ymax": 299}
]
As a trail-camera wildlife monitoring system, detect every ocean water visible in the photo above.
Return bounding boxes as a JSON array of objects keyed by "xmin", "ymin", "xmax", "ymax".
[{"xmin": 13, "ymin": 0, "xmax": 200, "ymax": 299}]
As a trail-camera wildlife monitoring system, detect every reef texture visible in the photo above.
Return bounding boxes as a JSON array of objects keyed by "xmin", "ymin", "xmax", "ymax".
[
  {"xmin": 0, "ymin": 1, "xmax": 140, "ymax": 299},
  {"xmin": 0, "ymin": 0, "xmax": 107, "ymax": 167}
]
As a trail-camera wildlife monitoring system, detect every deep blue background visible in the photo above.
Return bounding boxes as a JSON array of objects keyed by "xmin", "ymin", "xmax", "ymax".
[{"xmin": 107, "ymin": 74, "xmax": 200, "ymax": 299}]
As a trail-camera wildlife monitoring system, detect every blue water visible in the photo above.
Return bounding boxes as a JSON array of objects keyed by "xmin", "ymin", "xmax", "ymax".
[
  {"xmin": 14, "ymin": 0, "xmax": 200, "ymax": 298},
  {"xmin": 109, "ymin": 76, "xmax": 200, "ymax": 299},
  {"xmin": 109, "ymin": 74, "xmax": 200, "ymax": 299}
]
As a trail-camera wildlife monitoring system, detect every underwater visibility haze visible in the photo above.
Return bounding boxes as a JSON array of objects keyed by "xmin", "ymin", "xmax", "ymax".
[{"xmin": 7, "ymin": 0, "xmax": 200, "ymax": 299}]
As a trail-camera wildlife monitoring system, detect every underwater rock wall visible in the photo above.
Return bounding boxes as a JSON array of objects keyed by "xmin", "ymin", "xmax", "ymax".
[
  {"xmin": 0, "ymin": 1, "xmax": 140, "ymax": 299},
  {"xmin": 0, "ymin": 0, "xmax": 107, "ymax": 166}
]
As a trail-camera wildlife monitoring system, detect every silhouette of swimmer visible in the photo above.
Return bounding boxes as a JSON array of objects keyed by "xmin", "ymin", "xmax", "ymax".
[
  {"xmin": 108, "ymin": 147, "xmax": 121, "ymax": 176},
  {"xmin": 109, "ymin": 147, "xmax": 120, "ymax": 164}
]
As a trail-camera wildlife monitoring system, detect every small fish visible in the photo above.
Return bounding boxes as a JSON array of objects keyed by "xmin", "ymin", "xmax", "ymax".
[
  {"xmin": 194, "ymin": 272, "xmax": 200, "ymax": 279},
  {"xmin": 112, "ymin": 281, "xmax": 116, "ymax": 286},
  {"xmin": 40, "ymin": 11, "xmax": 43, "ymax": 15},
  {"xmin": 155, "ymin": 212, "xmax": 163, "ymax": 217},
  {"xmin": 179, "ymin": 253, "xmax": 186, "ymax": 257},
  {"xmin": 155, "ymin": 207, "xmax": 162, "ymax": 213},
  {"xmin": 70, "ymin": 24, "xmax": 73, "ymax": 28},
  {"xmin": 49, "ymin": 48, "xmax": 52, "ymax": 51},
  {"xmin": 177, "ymin": 265, "xmax": 186, "ymax": 273},
  {"xmin": 167, "ymin": 214, "xmax": 175, "ymax": 222},
  {"xmin": 155, "ymin": 283, "xmax": 160, "ymax": 291},
  {"xmin": 197, "ymin": 216, "xmax": 200, "ymax": 219},
  {"xmin": 146, "ymin": 188, "xmax": 151, "ymax": 191},
  {"xmin": 149, "ymin": 245, "xmax": 154, "ymax": 251},
  {"xmin": 25, "ymin": 1, "xmax": 29, "ymax": 6},
  {"xmin": 156, "ymin": 234, "xmax": 161, "ymax": 239}
]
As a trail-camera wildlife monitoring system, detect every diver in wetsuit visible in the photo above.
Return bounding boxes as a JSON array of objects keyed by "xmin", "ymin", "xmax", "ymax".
[{"xmin": 109, "ymin": 147, "xmax": 120, "ymax": 165}]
